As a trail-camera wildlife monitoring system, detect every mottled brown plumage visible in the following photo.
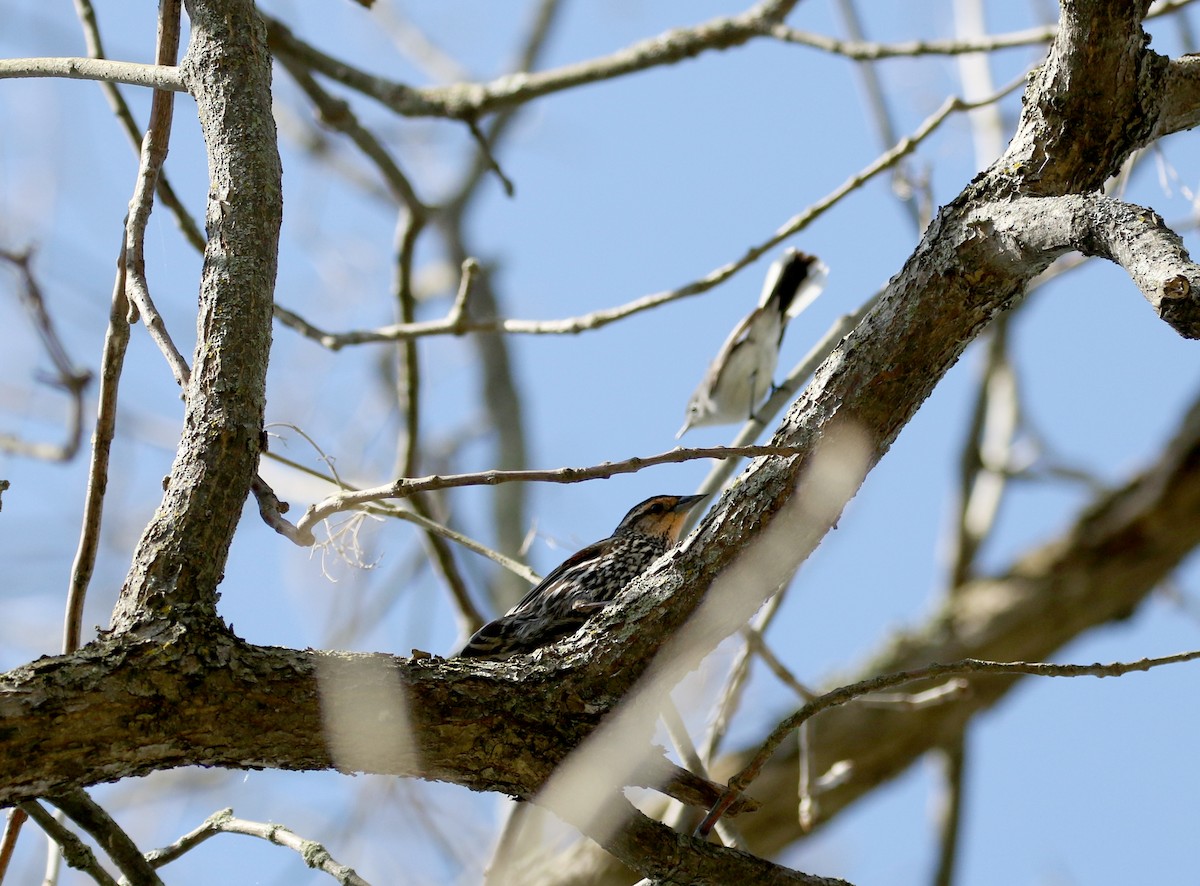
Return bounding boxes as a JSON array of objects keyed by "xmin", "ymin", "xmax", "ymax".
[{"xmin": 456, "ymin": 494, "xmax": 708, "ymax": 659}]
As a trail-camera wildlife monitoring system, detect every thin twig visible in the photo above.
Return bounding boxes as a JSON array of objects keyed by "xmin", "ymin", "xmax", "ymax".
[
  {"xmin": 932, "ymin": 739, "xmax": 967, "ymax": 886},
  {"xmin": 740, "ymin": 624, "xmax": 818, "ymax": 703},
  {"xmin": 393, "ymin": 212, "xmax": 423, "ymax": 480},
  {"xmin": 771, "ymin": 23, "xmax": 1055, "ymax": 59},
  {"xmin": 47, "ymin": 790, "xmax": 163, "ymax": 886},
  {"xmin": 444, "ymin": 0, "xmax": 563, "ymax": 212},
  {"xmin": 0, "ymin": 248, "xmax": 93, "ymax": 462},
  {"xmin": 64, "ymin": 240, "xmax": 131, "ymax": 654},
  {"xmin": 273, "ymin": 75, "xmax": 1024, "ymax": 351},
  {"xmin": 408, "ymin": 497, "xmax": 484, "ymax": 634},
  {"xmin": 121, "ymin": 0, "xmax": 190, "ymax": 390},
  {"xmin": 263, "ymin": 0, "xmax": 802, "ymax": 121},
  {"xmin": 291, "ymin": 444, "xmax": 805, "ymax": 543},
  {"xmin": 0, "ymin": 807, "xmax": 28, "ymax": 882},
  {"xmin": 261, "ymin": 449, "xmax": 539, "ymax": 584},
  {"xmin": 0, "ymin": 57, "xmax": 184, "ymax": 90},
  {"xmin": 71, "ymin": 0, "xmax": 205, "ymax": 252},
  {"xmin": 145, "ymin": 808, "xmax": 371, "ymax": 885},
  {"xmin": 142, "ymin": 808, "xmax": 227, "ymax": 868},
  {"xmin": 21, "ymin": 802, "xmax": 118, "ymax": 886},
  {"xmin": 465, "ymin": 118, "xmax": 515, "ymax": 197},
  {"xmin": 696, "ymin": 651, "xmax": 1200, "ymax": 836}
]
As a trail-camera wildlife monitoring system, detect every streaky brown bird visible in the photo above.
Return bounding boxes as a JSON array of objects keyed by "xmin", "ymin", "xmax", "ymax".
[{"xmin": 456, "ymin": 493, "xmax": 709, "ymax": 659}]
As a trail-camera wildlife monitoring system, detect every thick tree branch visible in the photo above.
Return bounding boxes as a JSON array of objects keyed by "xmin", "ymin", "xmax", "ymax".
[
  {"xmin": 1154, "ymin": 54, "xmax": 1200, "ymax": 138},
  {"xmin": 599, "ymin": 805, "xmax": 847, "ymax": 886},
  {"xmin": 726, "ymin": 387, "xmax": 1200, "ymax": 861},
  {"xmin": 540, "ymin": 353, "xmax": 1200, "ymax": 886},
  {"xmin": 4, "ymin": 2, "xmax": 1200, "ymax": 883},
  {"xmin": 109, "ymin": 0, "xmax": 281, "ymax": 629},
  {"xmin": 974, "ymin": 194, "xmax": 1200, "ymax": 337}
]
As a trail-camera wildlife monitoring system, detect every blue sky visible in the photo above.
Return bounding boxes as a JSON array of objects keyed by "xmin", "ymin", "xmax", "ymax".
[{"xmin": 2, "ymin": 2, "xmax": 1200, "ymax": 884}]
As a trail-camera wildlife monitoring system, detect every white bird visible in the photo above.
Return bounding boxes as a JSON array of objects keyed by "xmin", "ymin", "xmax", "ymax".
[{"xmin": 677, "ymin": 249, "xmax": 828, "ymax": 437}]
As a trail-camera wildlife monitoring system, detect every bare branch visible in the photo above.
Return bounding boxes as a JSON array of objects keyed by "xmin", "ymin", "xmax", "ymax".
[
  {"xmin": 122, "ymin": 0, "xmax": 191, "ymax": 390},
  {"xmin": 771, "ymin": 21, "xmax": 1055, "ymax": 59},
  {"xmin": 65, "ymin": 241, "xmax": 132, "ymax": 653},
  {"xmin": 47, "ymin": 789, "xmax": 163, "ymax": 886},
  {"xmin": 21, "ymin": 801, "xmax": 118, "ymax": 886},
  {"xmin": 273, "ymin": 75, "xmax": 1022, "ymax": 351},
  {"xmin": 263, "ymin": 1, "xmax": 801, "ymax": 121},
  {"xmin": 185, "ymin": 810, "xmax": 371, "ymax": 886},
  {"xmin": 142, "ymin": 808, "xmax": 227, "ymax": 867},
  {"xmin": 0, "ymin": 57, "xmax": 185, "ymax": 91},
  {"xmin": 0, "ymin": 807, "xmax": 27, "ymax": 882},
  {"xmin": 263, "ymin": 452, "xmax": 537, "ymax": 588},
  {"xmin": 997, "ymin": 195, "xmax": 1200, "ymax": 337},
  {"xmin": 71, "ymin": 0, "xmax": 206, "ymax": 252},
  {"xmin": 109, "ymin": 0, "xmax": 282, "ymax": 629},
  {"xmin": 290, "ymin": 444, "xmax": 808, "ymax": 545},
  {"xmin": 698, "ymin": 650, "xmax": 1200, "ymax": 835},
  {"xmin": 0, "ymin": 247, "xmax": 93, "ymax": 463}
]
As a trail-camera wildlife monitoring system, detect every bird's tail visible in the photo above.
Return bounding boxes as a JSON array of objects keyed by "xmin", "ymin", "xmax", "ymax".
[{"xmin": 758, "ymin": 249, "xmax": 829, "ymax": 322}]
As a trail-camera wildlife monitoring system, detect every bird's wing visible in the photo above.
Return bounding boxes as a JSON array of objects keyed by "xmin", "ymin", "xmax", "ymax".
[
  {"xmin": 505, "ymin": 535, "xmax": 616, "ymax": 616},
  {"xmin": 704, "ymin": 307, "xmax": 761, "ymax": 378}
]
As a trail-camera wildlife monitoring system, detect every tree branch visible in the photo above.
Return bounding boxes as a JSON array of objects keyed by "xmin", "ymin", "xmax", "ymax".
[
  {"xmin": 262, "ymin": 1, "xmax": 799, "ymax": 121},
  {"xmin": 0, "ymin": 57, "xmax": 185, "ymax": 91},
  {"xmin": 109, "ymin": 0, "xmax": 282, "ymax": 629}
]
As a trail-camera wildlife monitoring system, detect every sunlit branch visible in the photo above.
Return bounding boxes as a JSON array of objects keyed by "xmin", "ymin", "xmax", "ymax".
[
  {"xmin": 263, "ymin": 0, "xmax": 801, "ymax": 121},
  {"xmin": 275, "ymin": 77, "xmax": 1021, "ymax": 352},
  {"xmin": 773, "ymin": 0, "xmax": 1194, "ymax": 59},
  {"xmin": 122, "ymin": 0, "xmax": 191, "ymax": 391},
  {"xmin": 21, "ymin": 801, "xmax": 117, "ymax": 886},
  {"xmin": 0, "ymin": 57, "xmax": 185, "ymax": 91},
  {"xmin": 290, "ymin": 444, "xmax": 807, "ymax": 544},
  {"xmin": 71, "ymin": 0, "xmax": 205, "ymax": 253},
  {"xmin": 64, "ymin": 242, "xmax": 130, "ymax": 654},
  {"xmin": 261, "ymin": 449, "xmax": 540, "ymax": 585},
  {"xmin": 145, "ymin": 808, "xmax": 370, "ymax": 885},
  {"xmin": 47, "ymin": 789, "xmax": 163, "ymax": 885},
  {"xmin": 697, "ymin": 650, "xmax": 1200, "ymax": 835}
]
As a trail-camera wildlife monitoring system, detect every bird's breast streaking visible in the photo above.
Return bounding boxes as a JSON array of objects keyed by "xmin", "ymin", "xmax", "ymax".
[{"xmin": 456, "ymin": 494, "xmax": 709, "ymax": 659}]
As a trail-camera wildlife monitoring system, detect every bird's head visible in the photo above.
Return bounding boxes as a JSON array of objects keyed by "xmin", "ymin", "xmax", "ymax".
[{"xmin": 613, "ymin": 493, "xmax": 709, "ymax": 542}]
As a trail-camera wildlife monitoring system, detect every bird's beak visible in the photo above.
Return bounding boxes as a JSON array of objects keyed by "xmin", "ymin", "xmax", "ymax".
[
  {"xmin": 673, "ymin": 493, "xmax": 710, "ymax": 513},
  {"xmin": 663, "ymin": 493, "xmax": 710, "ymax": 542},
  {"xmin": 675, "ymin": 418, "xmax": 691, "ymax": 439}
]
